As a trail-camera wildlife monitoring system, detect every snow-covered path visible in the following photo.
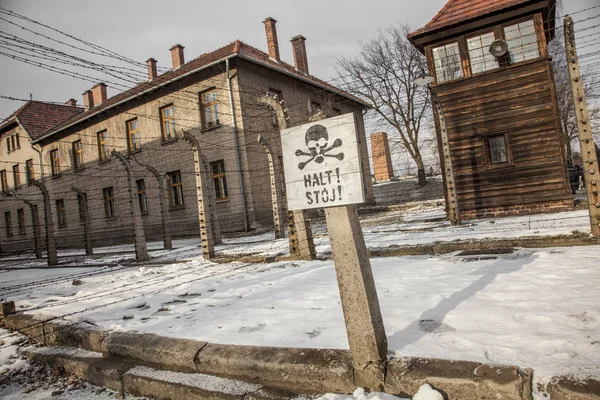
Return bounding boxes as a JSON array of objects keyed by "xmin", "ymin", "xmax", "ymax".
[{"xmin": 2, "ymin": 245, "xmax": 599, "ymax": 387}]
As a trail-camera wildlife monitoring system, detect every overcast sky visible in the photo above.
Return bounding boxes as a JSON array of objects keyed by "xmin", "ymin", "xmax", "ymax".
[{"xmin": 0, "ymin": 0, "xmax": 597, "ymax": 121}]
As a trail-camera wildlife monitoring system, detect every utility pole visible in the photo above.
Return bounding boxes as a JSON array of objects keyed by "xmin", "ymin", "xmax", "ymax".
[
  {"xmin": 71, "ymin": 187, "xmax": 93, "ymax": 256},
  {"xmin": 31, "ymin": 180, "xmax": 58, "ymax": 266},
  {"xmin": 565, "ymin": 16, "xmax": 600, "ymax": 237},
  {"xmin": 182, "ymin": 132, "xmax": 215, "ymax": 259},
  {"xmin": 145, "ymin": 166, "xmax": 173, "ymax": 250},
  {"xmin": 257, "ymin": 134, "xmax": 286, "ymax": 239},
  {"xmin": 112, "ymin": 150, "xmax": 149, "ymax": 262},
  {"xmin": 8, "ymin": 191, "xmax": 42, "ymax": 259},
  {"xmin": 261, "ymin": 92, "xmax": 316, "ymax": 259}
]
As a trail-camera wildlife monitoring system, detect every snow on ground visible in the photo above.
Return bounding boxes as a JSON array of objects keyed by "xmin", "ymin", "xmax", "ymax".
[
  {"xmin": 2, "ymin": 245, "xmax": 599, "ymax": 390},
  {"xmin": 0, "ymin": 205, "xmax": 591, "ymax": 269}
]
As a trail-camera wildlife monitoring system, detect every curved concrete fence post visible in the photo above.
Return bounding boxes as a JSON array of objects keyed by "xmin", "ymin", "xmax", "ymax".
[
  {"xmin": 31, "ymin": 180, "xmax": 58, "ymax": 266},
  {"xmin": 71, "ymin": 187, "xmax": 93, "ymax": 256},
  {"xmin": 7, "ymin": 190, "xmax": 43, "ymax": 259},
  {"xmin": 261, "ymin": 92, "xmax": 315, "ymax": 259},
  {"xmin": 181, "ymin": 131, "xmax": 215, "ymax": 260},
  {"xmin": 145, "ymin": 166, "xmax": 173, "ymax": 250},
  {"xmin": 111, "ymin": 150, "xmax": 149, "ymax": 262}
]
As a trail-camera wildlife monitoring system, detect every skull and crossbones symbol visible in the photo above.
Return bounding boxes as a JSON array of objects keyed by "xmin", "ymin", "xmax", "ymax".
[{"xmin": 295, "ymin": 124, "xmax": 344, "ymax": 170}]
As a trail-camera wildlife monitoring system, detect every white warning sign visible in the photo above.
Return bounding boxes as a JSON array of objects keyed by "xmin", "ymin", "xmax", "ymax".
[{"xmin": 280, "ymin": 113, "xmax": 365, "ymax": 210}]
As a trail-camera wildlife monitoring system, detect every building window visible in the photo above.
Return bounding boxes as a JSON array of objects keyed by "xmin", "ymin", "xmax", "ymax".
[
  {"xmin": 136, "ymin": 179, "xmax": 148, "ymax": 214},
  {"xmin": 5, "ymin": 212, "xmax": 12, "ymax": 237},
  {"xmin": 161, "ymin": 105, "xmax": 176, "ymax": 141},
  {"xmin": 201, "ymin": 90, "xmax": 219, "ymax": 129},
  {"xmin": 50, "ymin": 149, "xmax": 61, "ymax": 176},
  {"xmin": 77, "ymin": 193, "xmax": 87, "ymax": 222},
  {"xmin": 15, "ymin": 134, "xmax": 19, "ymax": 149},
  {"xmin": 56, "ymin": 199, "xmax": 67, "ymax": 228},
  {"xmin": 432, "ymin": 42, "xmax": 463, "ymax": 83},
  {"xmin": 211, "ymin": 160, "xmax": 228, "ymax": 200},
  {"xmin": 6, "ymin": 137, "xmax": 10, "ymax": 153},
  {"xmin": 97, "ymin": 130, "xmax": 110, "ymax": 162},
  {"xmin": 103, "ymin": 187, "xmax": 116, "ymax": 218},
  {"xmin": 72, "ymin": 140, "xmax": 84, "ymax": 170},
  {"xmin": 17, "ymin": 208, "xmax": 25, "ymax": 235},
  {"xmin": 504, "ymin": 19, "xmax": 539, "ymax": 63},
  {"xmin": 127, "ymin": 119, "xmax": 141, "ymax": 152},
  {"xmin": 12, "ymin": 164, "xmax": 20, "ymax": 189},
  {"xmin": 485, "ymin": 134, "xmax": 510, "ymax": 165},
  {"xmin": 310, "ymin": 101, "xmax": 322, "ymax": 114},
  {"xmin": 0, "ymin": 170, "xmax": 7, "ymax": 193},
  {"xmin": 25, "ymin": 159, "xmax": 34, "ymax": 184},
  {"xmin": 167, "ymin": 170, "xmax": 184, "ymax": 208},
  {"xmin": 467, "ymin": 31, "xmax": 499, "ymax": 74}
]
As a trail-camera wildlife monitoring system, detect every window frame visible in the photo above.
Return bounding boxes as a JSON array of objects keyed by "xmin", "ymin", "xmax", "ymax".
[
  {"xmin": 310, "ymin": 101, "xmax": 322, "ymax": 114},
  {"xmin": 466, "ymin": 30, "xmax": 500, "ymax": 75},
  {"xmin": 200, "ymin": 89, "xmax": 220, "ymax": 130},
  {"xmin": 72, "ymin": 140, "xmax": 84, "ymax": 170},
  {"xmin": 77, "ymin": 193, "xmax": 87, "ymax": 222},
  {"xmin": 160, "ymin": 104, "xmax": 176, "ymax": 142},
  {"xmin": 127, "ymin": 118, "xmax": 141, "ymax": 153},
  {"xmin": 136, "ymin": 179, "xmax": 148, "ymax": 214},
  {"xmin": 12, "ymin": 164, "xmax": 20, "ymax": 189},
  {"xmin": 501, "ymin": 17, "xmax": 540, "ymax": 65},
  {"xmin": 25, "ymin": 159, "xmax": 34, "ymax": 184},
  {"xmin": 17, "ymin": 208, "xmax": 25, "ymax": 235},
  {"xmin": 210, "ymin": 160, "xmax": 228, "ymax": 201},
  {"xmin": 5, "ymin": 211, "xmax": 12, "ymax": 237},
  {"xmin": 6, "ymin": 137, "xmax": 10, "ymax": 153},
  {"xmin": 431, "ymin": 41, "xmax": 464, "ymax": 83},
  {"xmin": 56, "ymin": 199, "xmax": 67, "ymax": 228},
  {"xmin": 167, "ymin": 170, "xmax": 184, "ymax": 209},
  {"xmin": 103, "ymin": 187, "xmax": 116, "ymax": 219},
  {"xmin": 0, "ymin": 170, "xmax": 7, "ymax": 193},
  {"xmin": 50, "ymin": 149, "xmax": 61, "ymax": 177},
  {"xmin": 483, "ymin": 131, "xmax": 513, "ymax": 168},
  {"xmin": 97, "ymin": 130, "xmax": 110, "ymax": 162}
]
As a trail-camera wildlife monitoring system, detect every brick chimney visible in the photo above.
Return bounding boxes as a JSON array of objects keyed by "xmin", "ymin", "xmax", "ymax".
[
  {"xmin": 147, "ymin": 58, "xmax": 158, "ymax": 81},
  {"xmin": 170, "ymin": 44, "xmax": 185, "ymax": 69},
  {"xmin": 371, "ymin": 132, "xmax": 394, "ymax": 182},
  {"xmin": 263, "ymin": 17, "xmax": 280, "ymax": 62},
  {"xmin": 291, "ymin": 35, "xmax": 309, "ymax": 74},
  {"xmin": 65, "ymin": 98, "xmax": 77, "ymax": 107},
  {"xmin": 82, "ymin": 90, "xmax": 94, "ymax": 110},
  {"xmin": 91, "ymin": 83, "xmax": 107, "ymax": 106}
]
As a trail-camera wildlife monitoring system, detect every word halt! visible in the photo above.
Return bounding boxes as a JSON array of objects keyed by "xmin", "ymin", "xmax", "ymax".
[{"xmin": 303, "ymin": 168, "xmax": 343, "ymax": 205}]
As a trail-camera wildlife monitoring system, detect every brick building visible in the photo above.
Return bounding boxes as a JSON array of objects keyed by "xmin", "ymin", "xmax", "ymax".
[
  {"xmin": 370, "ymin": 132, "xmax": 394, "ymax": 182},
  {"xmin": 0, "ymin": 18, "xmax": 373, "ymax": 254}
]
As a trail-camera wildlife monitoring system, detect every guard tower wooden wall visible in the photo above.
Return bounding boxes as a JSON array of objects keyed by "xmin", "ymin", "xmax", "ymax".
[{"xmin": 409, "ymin": 0, "xmax": 573, "ymax": 218}]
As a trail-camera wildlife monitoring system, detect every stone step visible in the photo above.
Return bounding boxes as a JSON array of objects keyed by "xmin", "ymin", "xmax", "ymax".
[{"xmin": 24, "ymin": 346, "xmax": 312, "ymax": 400}]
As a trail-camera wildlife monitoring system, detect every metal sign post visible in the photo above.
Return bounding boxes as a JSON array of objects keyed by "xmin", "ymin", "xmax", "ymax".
[{"xmin": 280, "ymin": 112, "xmax": 387, "ymax": 389}]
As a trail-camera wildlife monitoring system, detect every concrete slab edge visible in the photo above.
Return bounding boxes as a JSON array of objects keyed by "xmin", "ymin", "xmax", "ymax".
[{"xmin": 1, "ymin": 309, "xmax": 550, "ymax": 398}]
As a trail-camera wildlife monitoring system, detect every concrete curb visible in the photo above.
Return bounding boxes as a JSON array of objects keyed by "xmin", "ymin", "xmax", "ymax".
[
  {"xmin": 2, "ymin": 311, "xmax": 540, "ymax": 399},
  {"xmin": 369, "ymin": 234, "xmax": 598, "ymax": 257},
  {"xmin": 385, "ymin": 356, "xmax": 533, "ymax": 400},
  {"xmin": 546, "ymin": 376, "xmax": 600, "ymax": 400}
]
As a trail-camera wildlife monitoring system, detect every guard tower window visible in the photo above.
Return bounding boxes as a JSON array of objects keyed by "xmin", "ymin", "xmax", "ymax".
[
  {"xmin": 467, "ymin": 31, "xmax": 499, "ymax": 74},
  {"xmin": 485, "ymin": 134, "xmax": 510, "ymax": 165},
  {"xmin": 504, "ymin": 19, "xmax": 539, "ymax": 63},
  {"xmin": 432, "ymin": 42, "xmax": 463, "ymax": 83}
]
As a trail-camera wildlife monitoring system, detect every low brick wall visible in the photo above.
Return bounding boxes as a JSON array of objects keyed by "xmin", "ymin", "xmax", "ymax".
[{"xmin": 461, "ymin": 198, "xmax": 575, "ymax": 219}]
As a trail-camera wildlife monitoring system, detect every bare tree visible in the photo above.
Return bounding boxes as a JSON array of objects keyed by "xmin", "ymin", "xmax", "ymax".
[
  {"xmin": 336, "ymin": 24, "xmax": 431, "ymax": 186},
  {"xmin": 549, "ymin": 22, "xmax": 599, "ymax": 163}
]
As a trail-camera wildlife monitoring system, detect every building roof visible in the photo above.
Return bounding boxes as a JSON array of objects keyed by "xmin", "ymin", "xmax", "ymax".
[
  {"xmin": 410, "ymin": 0, "xmax": 531, "ymax": 38},
  {"xmin": 37, "ymin": 40, "xmax": 369, "ymax": 143},
  {"xmin": 0, "ymin": 101, "xmax": 83, "ymax": 140}
]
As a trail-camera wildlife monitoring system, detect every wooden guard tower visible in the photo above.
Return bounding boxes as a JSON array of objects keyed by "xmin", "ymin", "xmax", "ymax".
[{"xmin": 409, "ymin": 0, "xmax": 573, "ymax": 219}]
